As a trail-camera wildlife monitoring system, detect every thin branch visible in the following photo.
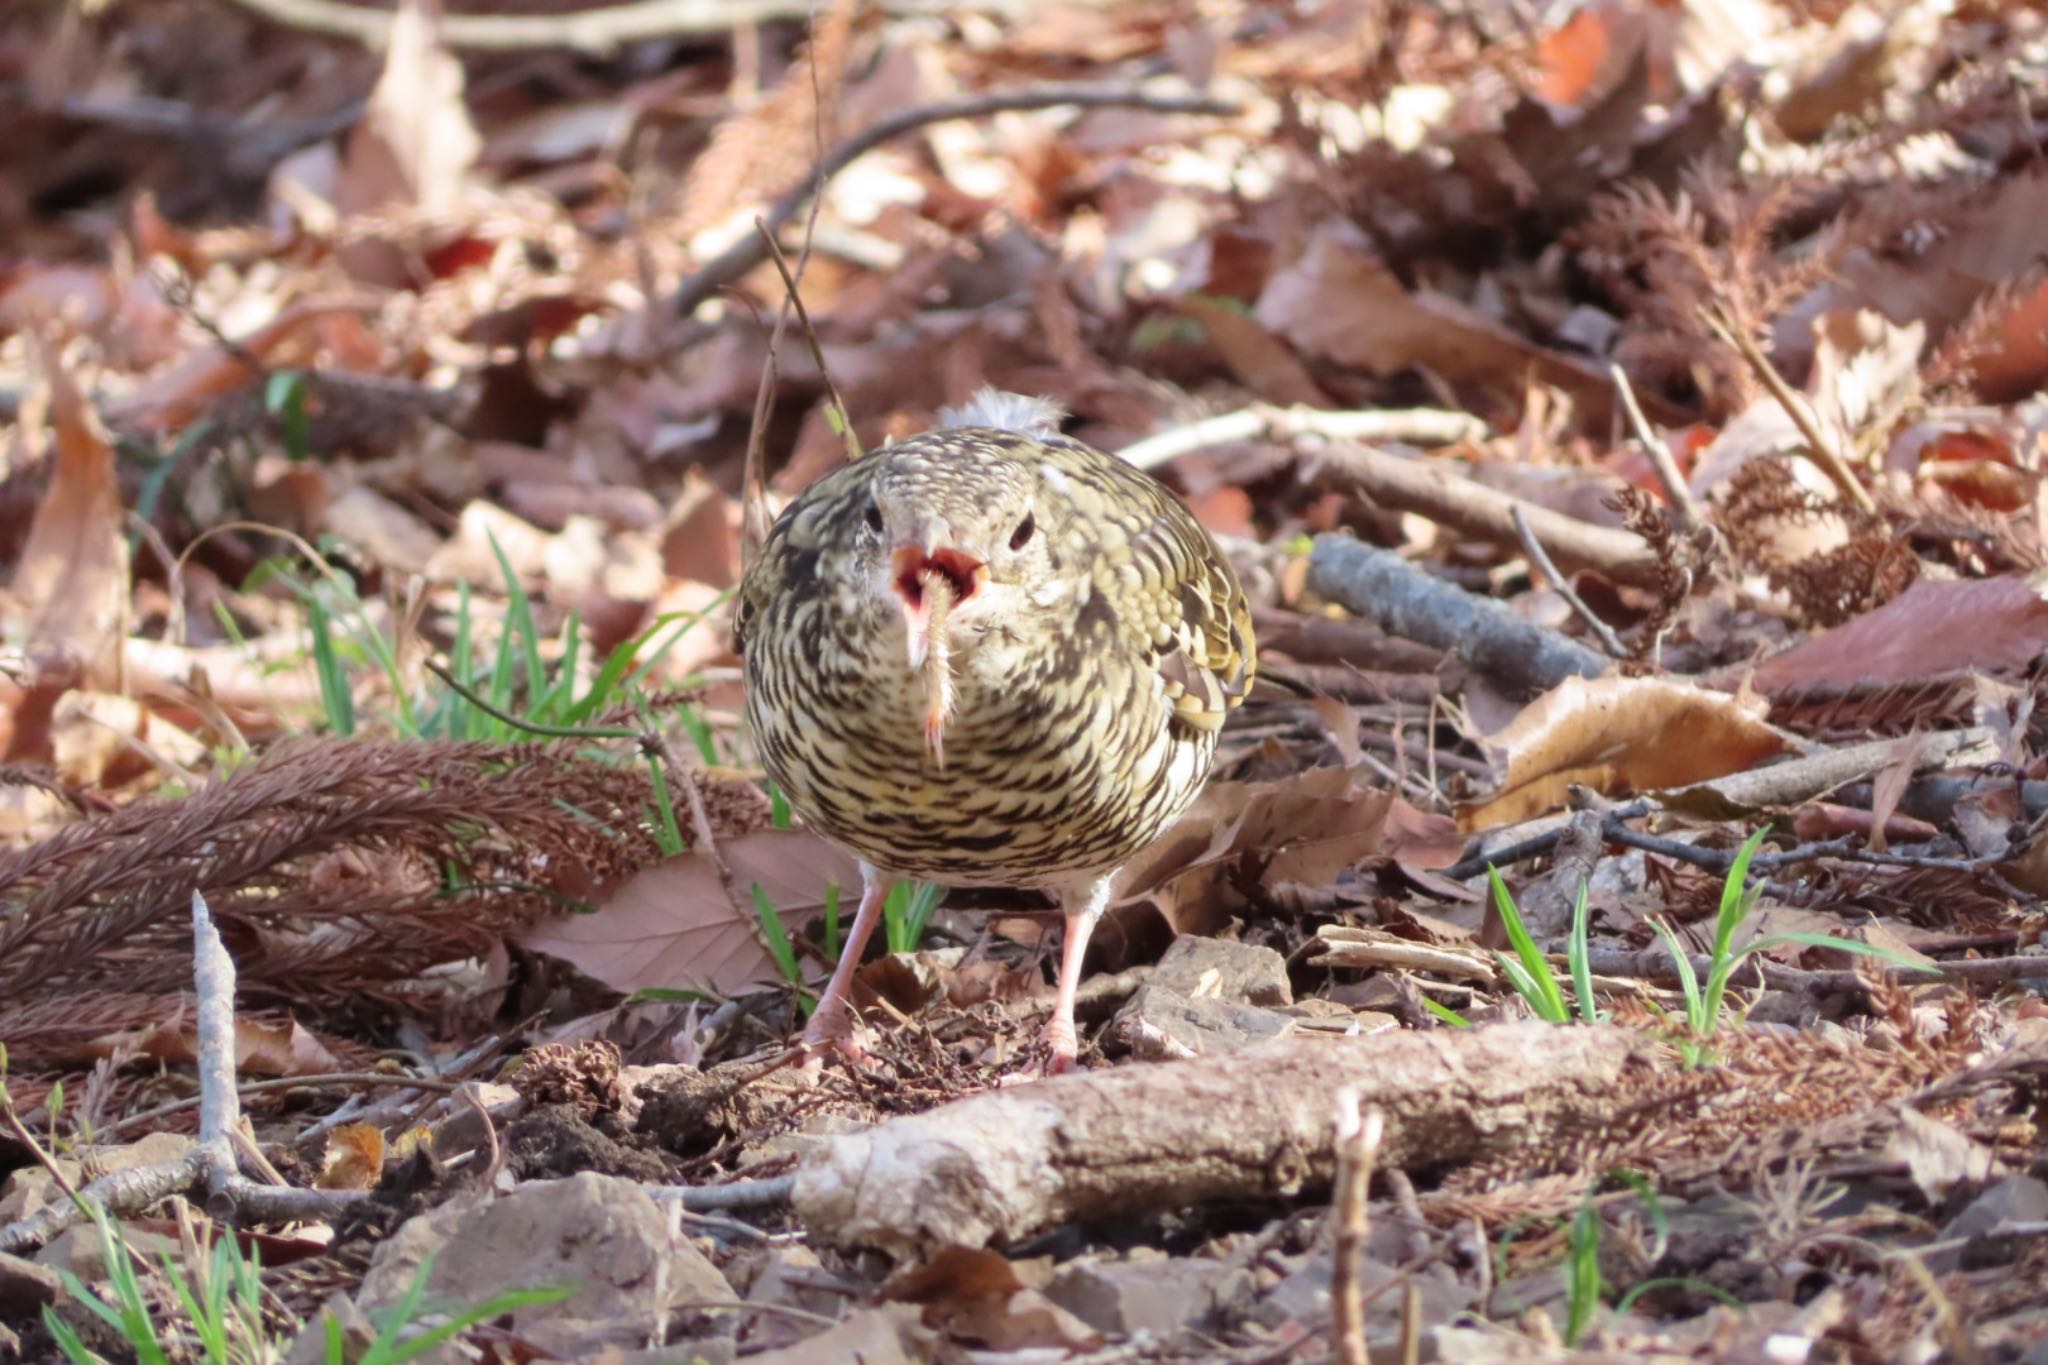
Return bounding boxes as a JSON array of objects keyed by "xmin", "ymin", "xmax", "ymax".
[
  {"xmin": 103, "ymin": 1072, "xmax": 466, "ymax": 1139},
  {"xmin": 673, "ymin": 84, "xmax": 1241, "ymax": 319},
  {"xmin": 1119, "ymin": 404, "xmax": 1486, "ymax": 471},
  {"xmin": 759, "ymin": 225, "xmax": 861, "ymax": 467},
  {"xmin": 1608, "ymin": 364, "xmax": 1706, "ymax": 534},
  {"xmin": 654, "ymin": 1173, "xmax": 798, "ymax": 1211},
  {"xmin": 1315, "ymin": 444, "xmax": 1666, "ymax": 590},
  {"xmin": 216, "ymin": 0, "xmax": 973, "ymax": 53},
  {"xmin": 421, "ymin": 658, "xmax": 640, "ymax": 740},
  {"xmin": 1330, "ymin": 1094, "xmax": 1384, "ymax": 1365},
  {"xmin": 1699, "ymin": 306, "xmax": 1876, "ymax": 515},
  {"xmin": 1509, "ymin": 505, "xmax": 1629, "ymax": 659}
]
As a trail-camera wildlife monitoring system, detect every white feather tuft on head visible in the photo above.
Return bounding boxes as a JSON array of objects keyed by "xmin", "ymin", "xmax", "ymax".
[{"xmin": 936, "ymin": 387, "xmax": 1068, "ymax": 438}]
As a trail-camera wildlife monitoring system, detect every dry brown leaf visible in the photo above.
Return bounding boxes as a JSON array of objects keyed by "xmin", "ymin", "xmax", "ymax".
[
  {"xmin": 1178, "ymin": 295, "xmax": 1331, "ymax": 407},
  {"xmin": 109, "ymin": 302, "xmax": 368, "ymax": 436},
  {"xmin": 1462, "ymin": 676, "xmax": 1792, "ymax": 830},
  {"xmin": 881, "ymin": 1246, "xmax": 1098, "ymax": 1352},
  {"xmin": 1256, "ymin": 222, "xmax": 1633, "ymax": 428},
  {"xmin": 660, "ymin": 466, "xmax": 741, "ymax": 589},
  {"xmin": 517, "ymin": 829, "xmax": 861, "ymax": 996},
  {"xmin": 1749, "ymin": 574, "xmax": 2048, "ymax": 696},
  {"xmin": 319, "ymin": 1122, "xmax": 388, "ymax": 1191},
  {"xmin": 10, "ymin": 344, "xmax": 128, "ymax": 688},
  {"xmin": 338, "ymin": 0, "xmax": 479, "ymax": 218},
  {"xmin": 1885, "ymin": 1106, "xmax": 1998, "ymax": 1205},
  {"xmin": 102, "ymin": 1014, "xmax": 347, "ymax": 1077},
  {"xmin": 1117, "ymin": 766, "xmax": 1393, "ymax": 932}
]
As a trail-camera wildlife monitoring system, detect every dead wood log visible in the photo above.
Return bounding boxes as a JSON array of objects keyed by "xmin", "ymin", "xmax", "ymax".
[{"xmin": 793, "ymin": 1022, "xmax": 1647, "ymax": 1256}]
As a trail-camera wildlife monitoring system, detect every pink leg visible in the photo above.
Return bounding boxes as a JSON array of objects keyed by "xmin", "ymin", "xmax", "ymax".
[
  {"xmin": 1039, "ymin": 876, "xmax": 1115, "ymax": 1074},
  {"xmin": 800, "ymin": 866, "xmax": 891, "ymax": 1066}
]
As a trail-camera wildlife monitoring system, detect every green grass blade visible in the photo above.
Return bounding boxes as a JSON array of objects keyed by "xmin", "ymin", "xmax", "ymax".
[
  {"xmin": 1568, "ymin": 882, "xmax": 1601, "ymax": 1024},
  {"xmin": 1420, "ymin": 997, "xmax": 1471, "ymax": 1027},
  {"xmin": 309, "ymin": 599, "xmax": 355, "ymax": 736},
  {"xmin": 750, "ymin": 885, "xmax": 803, "ymax": 990},
  {"xmin": 1564, "ymin": 1199, "xmax": 1603, "ymax": 1346},
  {"xmin": 1647, "ymin": 918, "xmax": 1706, "ymax": 1031},
  {"xmin": 1489, "ymin": 867, "xmax": 1567, "ymax": 1022}
]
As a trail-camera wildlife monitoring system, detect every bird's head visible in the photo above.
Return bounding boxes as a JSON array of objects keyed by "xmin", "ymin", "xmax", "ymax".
[{"xmin": 856, "ymin": 445, "xmax": 1055, "ymax": 671}]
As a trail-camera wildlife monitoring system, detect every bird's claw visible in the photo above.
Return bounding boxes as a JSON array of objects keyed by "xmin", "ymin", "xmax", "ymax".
[
  {"xmin": 996, "ymin": 1016, "xmax": 1081, "ymax": 1086},
  {"xmin": 797, "ymin": 1006, "xmax": 877, "ymax": 1076}
]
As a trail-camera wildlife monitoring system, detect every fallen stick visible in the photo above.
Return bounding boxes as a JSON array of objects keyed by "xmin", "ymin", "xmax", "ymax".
[
  {"xmin": 1118, "ymin": 404, "xmax": 1486, "ymax": 471},
  {"xmin": 792, "ymin": 1022, "xmax": 1646, "ymax": 1255},
  {"xmin": 1307, "ymin": 536, "xmax": 1609, "ymax": 694},
  {"xmin": 1316, "ymin": 442, "xmax": 1665, "ymax": 589}
]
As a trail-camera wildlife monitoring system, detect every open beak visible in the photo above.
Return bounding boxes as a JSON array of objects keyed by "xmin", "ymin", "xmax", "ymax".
[{"xmin": 892, "ymin": 542, "xmax": 988, "ymax": 669}]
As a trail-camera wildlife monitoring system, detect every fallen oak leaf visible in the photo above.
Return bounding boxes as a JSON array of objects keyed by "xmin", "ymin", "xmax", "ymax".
[
  {"xmin": 1461, "ymin": 675, "xmax": 1792, "ymax": 830},
  {"xmin": 517, "ymin": 828, "xmax": 861, "ymax": 996},
  {"xmin": 9, "ymin": 340, "xmax": 128, "ymax": 690}
]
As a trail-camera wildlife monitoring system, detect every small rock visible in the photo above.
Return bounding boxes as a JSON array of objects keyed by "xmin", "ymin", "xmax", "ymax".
[
  {"xmin": 1044, "ymin": 1254, "xmax": 1251, "ymax": 1337},
  {"xmin": 0, "ymin": 1250, "xmax": 62, "ymax": 1315},
  {"xmin": 357, "ymin": 1171, "xmax": 736, "ymax": 1361},
  {"xmin": 1107, "ymin": 986, "xmax": 1295, "ymax": 1059},
  {"xmin": 36, "ymin": 1220, "xmax": 178, "ymax": 1282},
  {"xmin": 1255, "ymin": 1251, "xmax": 1475, "ymax": 1351},
  {"xmin": 738, "ymin": 1305, "xmax": 923, "ymax": 1365},
  {"xmin": 1149, "ymin": 935, "xmax": 1291, "ymax": 1006},
  {"xmin": 0, "ymin": 1131, "xmax": 194, "ymax": 1222},
  {"xmin": 1943, "ymin": 1174, "xmax": 2048, "ymax": 1240}
]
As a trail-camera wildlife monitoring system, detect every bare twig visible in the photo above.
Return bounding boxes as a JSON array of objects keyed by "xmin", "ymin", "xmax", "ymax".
[
  {"xmin": 1119, "ymin": 404, "xmax": 1486, "ymax": 471},
  {"xmin": 422, "ymin": 659, "xmax": 640, "ymax": 740},
  {"xmin": 0, "ymin": 894, "xmax": 373, "ymax": 1253},
  {"xmin": 655, "ymin": 1173, "xmax": 799, "ymax": 1211},
  {"xmin": 190, "ymin": 892, "xmax": 240, "ymax": 1201},
  {"xmin": 759, "ymin": 226, "xmax": 861, "ymax": 467},
  {"xmin": 1699, "ymin": 306, "xmax": 1875, "ymax": 515},
  {"xmin": 1331, "ymin": 1093, "xmax": 1384, "ymax": 1365},
  {"xmin": 104, "ymin": 1072, "xmax": 468, "ymax": 1139},
  {"xmin": 673, "ymin": 84, "xmax": 1241, "ymax": 319},
  {"xmin": 1307, "ymin": 537, "xmax": 1609, "ymax": 694},
  {"xmin": 216, "ymin": 0, "xmax": 973, "ymax": 53},
  {"xmin": 1315, "ymin": 443, "xmax": 1666, "ymax": 590},
  {"xmin": 1608, "ymin": 365, "xmax": 1706, "ymax": 534},
  {"xmin": 1509, "ymin": 506, "xmax": 1629, "ymax": 659}
]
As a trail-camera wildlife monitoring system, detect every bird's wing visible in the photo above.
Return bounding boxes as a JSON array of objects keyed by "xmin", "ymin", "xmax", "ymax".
[{"xmin": 1060, "ymin": 442, "xmax": 1257, "ymax": 736}]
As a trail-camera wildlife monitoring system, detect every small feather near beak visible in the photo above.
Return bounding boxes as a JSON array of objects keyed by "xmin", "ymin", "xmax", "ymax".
[{"xmin": 918, "ymin": 574, "xmax": 958, "ymax": 770}]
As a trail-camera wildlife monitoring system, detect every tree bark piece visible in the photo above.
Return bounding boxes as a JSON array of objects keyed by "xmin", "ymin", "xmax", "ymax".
[
  {"xmin": 793, "ymin": 1023, "xmax": 1647, "ymax": 1256},
  {"xmin": 1308, "ymin": 536, "xmax": 1608, "ymax": 694}
]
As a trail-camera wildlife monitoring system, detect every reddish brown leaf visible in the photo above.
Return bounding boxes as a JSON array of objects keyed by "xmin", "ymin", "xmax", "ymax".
[
  {"xmin": 517, "ymin": 830, "xmax": 861, "ymax": 996},
  {"xmin": 9, "ymin": 343, "xmax": 128, "ymax": 688}
]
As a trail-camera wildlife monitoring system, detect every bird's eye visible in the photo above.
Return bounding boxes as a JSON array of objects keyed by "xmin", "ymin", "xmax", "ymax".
[
  {"xmin": 1009, "ymin": 512, "xmax": 1036, "ymax": 551},
  {"xmin": 864, "ymin": 502, "xmax": 883, "ymax": 534}
]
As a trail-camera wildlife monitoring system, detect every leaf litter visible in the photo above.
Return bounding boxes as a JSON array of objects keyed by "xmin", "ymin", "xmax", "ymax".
[{"xmin": 1, "ymin": 0, "xmax": 2047, "ymax": 1361}]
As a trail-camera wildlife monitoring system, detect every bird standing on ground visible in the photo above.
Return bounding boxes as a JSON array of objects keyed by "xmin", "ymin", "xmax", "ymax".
[{"xmin": 734, "ymin": 390, "xmax": 1256, "ymax": 1073}]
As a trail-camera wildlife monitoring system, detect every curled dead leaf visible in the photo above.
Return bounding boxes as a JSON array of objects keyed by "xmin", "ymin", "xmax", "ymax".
[{"xmin": 1461, "ymin": 676, "xmax": 1792, "ymax": 830}]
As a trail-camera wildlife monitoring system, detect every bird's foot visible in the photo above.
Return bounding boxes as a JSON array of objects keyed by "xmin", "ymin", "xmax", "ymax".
[
  {"xmin": 996, "ymin": 1016, "xmax": 1081, "ymax": 1086},
  {"xmin": 796, "ymin": 1006, "xmax": 875, "ymax": 1077}
]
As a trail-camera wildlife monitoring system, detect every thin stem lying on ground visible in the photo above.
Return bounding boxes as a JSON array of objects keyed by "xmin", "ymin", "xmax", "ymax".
[
  {"xmin": 219, "ymin": 0, "xmax": 973, "ymax": 52},
  {"xmin": 1609, "ymin": 364, "xmax": 1707, "ymax": 534},
  {"xmin": 1699, "ymin": 305, "xmax": 1875, "ymax": 515},
  {"xmin": 1118, "ymin": 404, "xmax": 1486, "ymax": 470},
  {"xmin": 1510, "ymin": 505, "xmax": 1630, "ymax": 659}
]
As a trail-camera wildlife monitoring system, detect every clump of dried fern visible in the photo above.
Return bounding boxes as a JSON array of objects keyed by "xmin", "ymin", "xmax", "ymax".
[{"xmin": 0, "ymin": 737, "xmax": 662, "ymax": 1007}]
